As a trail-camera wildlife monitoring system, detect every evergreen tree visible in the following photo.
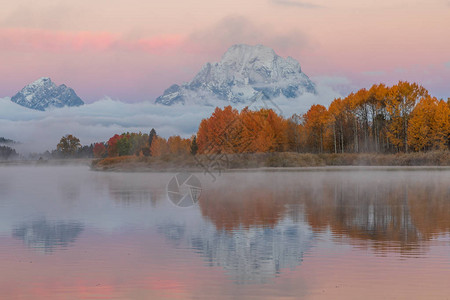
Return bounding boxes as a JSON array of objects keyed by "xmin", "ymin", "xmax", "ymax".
[
  {"xmin": 190, "ymin": 136, "xmax": 198, "ymax": 155},
  {"xmin": 149, "ymin": 128, "xmax": 157, "ymax": 156},
  {"xmin": 149, "ymin": 128, "xmax": 157, "ymax": 146}
]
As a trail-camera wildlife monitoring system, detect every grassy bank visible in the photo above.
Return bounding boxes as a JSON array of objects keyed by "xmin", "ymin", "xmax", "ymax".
[{"xmin": 91, "ymin": 151, "xmax": 450, "ymax": 172}]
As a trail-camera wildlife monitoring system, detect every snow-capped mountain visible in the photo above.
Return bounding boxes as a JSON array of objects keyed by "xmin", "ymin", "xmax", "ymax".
[
  {"xmin": 11, "ymin": 77, "xmax": 84, "ymax": 111},
  {"xmin": 156, "ymin": 44, "xmax": 316, "ymax": 105}
]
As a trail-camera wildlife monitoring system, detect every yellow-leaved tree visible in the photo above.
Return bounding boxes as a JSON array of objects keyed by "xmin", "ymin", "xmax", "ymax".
[
  {"xmin": 407, "ymin": 96, "xmax": 437, "ymax": 152},
  {"xmin": 386, "ymin": 81, "xmax": 428, "ymax": 152},
  {"xmin": 432, "ymin": 100, "xmax": 450, "ymax": 150}
]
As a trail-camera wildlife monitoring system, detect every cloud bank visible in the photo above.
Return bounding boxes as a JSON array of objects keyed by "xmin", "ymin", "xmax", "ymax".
[
  {"xmin": 187, "ymin": 15, "xmax": 310, "ymax": 56},
  {"xmin": 0, "ymin": 80, "xmax": 340, "ymax": 154},
  {"xmin": 0, "ymin": 97, "xmax": 211, "ymax": 154}
]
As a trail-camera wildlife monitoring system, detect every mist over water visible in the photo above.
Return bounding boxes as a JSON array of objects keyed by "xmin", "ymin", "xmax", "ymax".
[{"xmin": 0, "ymin": 166, "xmax": 449, "ymax": 299}]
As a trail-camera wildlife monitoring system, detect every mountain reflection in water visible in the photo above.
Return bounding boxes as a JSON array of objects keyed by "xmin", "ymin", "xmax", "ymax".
[
  {"xmin": 158, "ymin": 219, "xmax": 313, "ymax": 284},
  {"xmin": 12, "ymin": 219, "xmax": 84, "ymax": 253}
]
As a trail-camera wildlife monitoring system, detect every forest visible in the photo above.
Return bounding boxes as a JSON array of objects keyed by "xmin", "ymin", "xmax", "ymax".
[{"xmin": 92, "ymin": 81, "xmax": 449, "ymax": 160}]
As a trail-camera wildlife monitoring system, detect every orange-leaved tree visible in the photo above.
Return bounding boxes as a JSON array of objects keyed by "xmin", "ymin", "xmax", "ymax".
[
  {"xmin": 150, "ymin": 136, "xmax": 168, "ymax": 157},
  {"xmin": 167, "ymin": 135, "xmax": 191, "ymax": 155},
  {"xmin": 197, "ymin": 106, "xmax": 241, "ymax": 154},
  {"xmin": 303, "ymin": 104, "xmax": 329, "ymax": 153}
]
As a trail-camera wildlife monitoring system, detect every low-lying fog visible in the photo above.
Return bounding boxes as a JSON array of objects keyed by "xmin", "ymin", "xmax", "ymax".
[{"xmin": 0, "ymin": 80, "xmax": 340, "ymax": 154}]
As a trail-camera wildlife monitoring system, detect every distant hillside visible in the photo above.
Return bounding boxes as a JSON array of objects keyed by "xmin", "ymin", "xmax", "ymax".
[
  {"xmin": 0, "ymin": 145, "xmax": 18, "ymax": 160},
  {"xmin": 0, "ymin": 137, "xmax": 15, "ymax": 144}
]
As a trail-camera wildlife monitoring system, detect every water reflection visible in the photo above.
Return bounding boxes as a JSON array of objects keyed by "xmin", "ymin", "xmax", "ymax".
[
  {"xmin": 158, "ymin": 219, "xmax": 313, "ymax": 284},
  {"xmin": 198, "ymin": 171, "xmax": 450, "ymax": 255},
  {"xmin": 153, "ymin": 171, "xmax": 450, "ymax": 283},
  {"xmin": 1, "ymin": 167, "xmax": 450, "ymax": 298},
  {"xmin": 12, "ymin": 218, "xmax": 84, "ymax": 253},
  {"xmin": 299, "ymin": 176, "xmax": 450, "ymax": 254},
  {"xmin": 105, "ymin": 175, "xmax": 165, "ymax": 206}
]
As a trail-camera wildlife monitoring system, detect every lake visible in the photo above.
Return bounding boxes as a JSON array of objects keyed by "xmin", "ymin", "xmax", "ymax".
[{"xmin": 0, "ymin": 165, "xmax": 449, "ymax": 299}]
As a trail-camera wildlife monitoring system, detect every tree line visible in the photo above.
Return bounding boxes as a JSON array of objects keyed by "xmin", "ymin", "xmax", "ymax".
[
  {"xmin": 67, "ymin": 80, "xmax": 449, "ymax": 159},
  {"xmin": 197, "ymin": 81, "xmax": 449, "ymax": 154},
  {"xmin": 92, "ymin": 129, "xmax": 198, "ymax": 158}
]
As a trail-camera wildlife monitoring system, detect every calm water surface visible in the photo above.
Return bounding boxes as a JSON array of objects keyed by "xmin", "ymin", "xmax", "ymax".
[{"xmin": 0, "ymin": 165, "xmax": 449, "ymax": 299}]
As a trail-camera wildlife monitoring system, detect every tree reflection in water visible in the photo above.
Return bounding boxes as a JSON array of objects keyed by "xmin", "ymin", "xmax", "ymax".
[{"xmin": 199, "ymin": 171, "xmax": 450, "ymax": 255}]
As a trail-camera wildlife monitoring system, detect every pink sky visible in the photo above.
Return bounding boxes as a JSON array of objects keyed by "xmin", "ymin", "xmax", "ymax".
[{"xmin": 0, "ymin": 0, "xmax": 449, "ymax": 102}]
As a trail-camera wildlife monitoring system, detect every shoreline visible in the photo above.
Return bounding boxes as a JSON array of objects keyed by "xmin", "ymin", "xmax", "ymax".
[
  {"xmin": 92, "ymin": 165, "xmax": 450, "ymax": 174},
  {"xmin": 2, "ymin": 152, "xmax": 449, "ymax": 172},
  {"xmin": 89, "ymin": 151, "xmax": 450, "ymax": 172}
]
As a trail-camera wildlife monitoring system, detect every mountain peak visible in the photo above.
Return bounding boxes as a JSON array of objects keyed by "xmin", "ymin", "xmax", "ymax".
[
  {"xmin": 156, "ymin": 44, "xmax": 315, "ymax": 106},
  {"xmin": 36, "ymin": 77, "xmax": 51, "ymax": 82},
  {"xmin": 222, "ymin": 44, "xmax": 276, "ymax": 60},
  {"xmin": 11, "ymin": 78, "xmax": 84, "ymax": 111}
]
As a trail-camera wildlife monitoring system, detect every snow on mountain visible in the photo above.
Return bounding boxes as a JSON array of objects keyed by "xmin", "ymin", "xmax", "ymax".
[
  {"xmin": 156, "ymin": 44, "xmax": 316, "ymax": 106},
  {"xmin": 11, "ymin": 77, "xmax": 84, "ymax": 111}
]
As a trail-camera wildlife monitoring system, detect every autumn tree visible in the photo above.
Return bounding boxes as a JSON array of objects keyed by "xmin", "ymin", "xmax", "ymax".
[
  {"xmin": 239, "ymin": 108, "xmax": 288, "ymax": 153},
  {"xmin": 150, "ymin": 136, "xmax": 168, "ymax": 157},
  {"xmin": 386, "ymin": 81, "xmax": 428, "ymax": 152},
  {"xmin": 106, "ymin": 134, "xmax": 122, "ymax": 157},
  {"xmin": 167, "ymin": 135, "xmax": 190, "ymax": 155},
  {"xmin": 303, "ymin": 104, "xmax": 329, "ymax": 153},
  {"xmin": 57, "ymin": 134, "xmax": 81, "ymax": 156},
  {"xmin": 197, "ymin": 106, "xmax": 241, "ymax": 154},
  {"xmin": 93, "ymin": 143, "xmax": 107, "ymax": 158},
  {"xmin": 367, "ymin": 84, "xmax": 389, "ymax": 152},
  {"xmin": 328, "ymin": 98, "xmax": 349, "ymax": 153},
  {"xmin": 285, "ymin": 114, "xmax": 302, "ymax": 152},
  {"xmin": 432, "ymin": 100, "xmax": 450, "ymax": 150},
  {"xmin": 407, "ymin": 96, "xmax": 437, "ymax": 151}
]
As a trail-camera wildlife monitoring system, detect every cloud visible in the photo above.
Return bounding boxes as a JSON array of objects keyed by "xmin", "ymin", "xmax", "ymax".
[
  {"xmin": 186, "ymin": 15, "xmax": 310, "ymax": 56},
  {"xmin": 0, "ymin": 16, "xmax": 307, "ymax": 57},
  {"xmin": 0, "ymin": 97, "xmax": 213, "ymax": 153},
  {"xmin": 0, "ymin": 79, "xmax": 342, "ymax": 154},
  {"xmin": 271, "ymin": 0, "xmax": 321, "ymax": 8},
  {"xmin": 311, "ymin": 75, "xmax": 355, "ymax": 96}
]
